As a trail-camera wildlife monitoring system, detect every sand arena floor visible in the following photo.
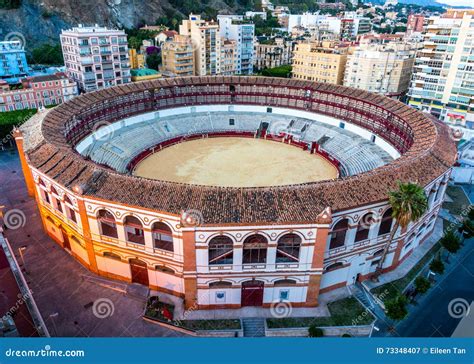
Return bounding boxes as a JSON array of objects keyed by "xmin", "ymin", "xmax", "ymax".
[{"xmin": 133, "ymin": 137, "xmax": 338, "ymax": 187}]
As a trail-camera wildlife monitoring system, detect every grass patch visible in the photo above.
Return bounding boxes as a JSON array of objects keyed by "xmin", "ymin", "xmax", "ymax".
[
  {"xmin": 443, "ymin": 186, "xmax": 470, "ymax": 217},
  {"xmin": 371, "ymin": 242, "xmax": 441, "ymax": 303},
  {"xmin": 180, "ymin": 319, "xmax": 241, "ymax": 331},
  {"xmin": 266, "ymin": 297, "xmax": 374, "ymax": 329},
  {"xmin": 0, "ymin": 108, "xmax": 37, "ymax": 140}
]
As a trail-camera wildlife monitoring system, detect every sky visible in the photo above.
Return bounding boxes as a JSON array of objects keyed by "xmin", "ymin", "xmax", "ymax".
[{"xmin": 437, "ymin": 0, "xmax": 474, "ymax": 7}]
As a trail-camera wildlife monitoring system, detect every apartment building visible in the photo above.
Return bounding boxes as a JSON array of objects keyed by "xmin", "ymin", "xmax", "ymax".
[
  {"xmin": 254, "ymin": 37, "xmax": 293, "ymax": 71},
  {"xmin": 0, "ymin": 73, "xmax": 78, "ymax": 112},
  {"xmin": 0, "ymin": 41, "xmax": 29, "ymax": 83},
  {"xmin": 406, "ymin": 14, "xmax": 425, "ymax": 36},
  {"xmin": 129, "ymin": 49, "xmax": 145, "ymax": 69},
  {"xmin": 291, "ymin": 41, "xmax": 349, "ymax": 84},
  {"xmin": 220, "ymin": 39, "xmax": 238, "ymax": 75},
  {"xmin": 60, "ymin": 25, "xmax": 131, "ymax": 92},
  {"xmin": 407, "ymin": 9, "xmax": 474, "ymax": 138},
  {"xmin": 343, "ymin": 41, "xmax": 416, "ymax": 98},
  {"xmin": 179, "ymin": 15, "xmax": 221, "ymax": 76},
  {"xmin": 161, "ymin": 34, "xmax": 195, "ymax": 77},
  {"xmin": 218, "ymin": 15, "xmax": 255, "ymax": 75}
]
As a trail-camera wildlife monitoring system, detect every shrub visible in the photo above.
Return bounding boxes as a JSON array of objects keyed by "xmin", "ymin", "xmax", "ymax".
[
  {"xmin": 385, "ymin": 295, "xmax": 408, "ymax": 321},
  {"xmin": 430, "ymin": 256, "xmax": 445, "ymax": 274},
  {"xmin": 414, "ymin": 276, "xmax": 431, "ymax": 294},
  {"xmin": 308, "ymin": 325, "xmax": 324, "ymax": 337}
]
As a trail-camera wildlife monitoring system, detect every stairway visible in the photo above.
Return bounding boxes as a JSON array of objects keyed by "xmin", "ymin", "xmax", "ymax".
[
  {"xmin": 242, "ymin": 318, "xmax": 266, "ymax": 337},
  {"xmin": 351, "ymin": 283, "xmax": 374, "ymax": 310}
]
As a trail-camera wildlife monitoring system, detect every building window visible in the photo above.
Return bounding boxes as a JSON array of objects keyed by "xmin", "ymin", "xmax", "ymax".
[
  {"xmin": 355, "ymin": 213, "xmax": 374, "ymax": 242},
  {"xmin": 274, "ymin": 279, "xmax": 297, "ymax": 286},
  {"xmin": 151, "ymin": 222, "xmax": 173, "ymax": 251},
  {"xmin": 155, "ymin": 265, "xmax": 175, "ymax": 274},
  {"xmin": 378, "ymin": 208, "xmax": 393, "ymax": 236},
  {"xmin": 209, "ymin": 236, "xmax": 233, "ymax": 265},
  {"xmin": 325, "ymin": 262, "xmax": 344, "ymax": 272},
  {"xmin": 124, "ymin": 216, "xmax": 144, "ymax": 245},
  {"xmin": 329, "ymin": 219, "xmax": 348, "ymax": 249},
  {"xmin": 209, "ymin": 281, "xmax": 232, "ymax": 288},
  {"xmin": 243, "ymin": 234, "xmax": 268, "ymax": 264},
  {"xmin": 276, "ymin": 233, "xmax": 301, "ymax": 263},
  {"xmin": 97, "ymin": 209, "xmax": 118, "ymax": 238},
  {"xmin": 52, "ymin": 197, "xmax": 63, "ymax": 213}
]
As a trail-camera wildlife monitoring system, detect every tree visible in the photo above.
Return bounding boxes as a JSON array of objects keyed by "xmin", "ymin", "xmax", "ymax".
[
  {"xmin": 414, "ymin": 276, "xmax": 431, "ymax": 294},
  {"xmin": 146, "ymin": 53, "xmax": 161, "ymax": 71},
  {"xmin": 439, "ymin": 230, "xmax": 461, "ymax": 261},
  {"xmin": 458, "ymin": 219, "xmax": 474, "ymax": 239},
  {"xmin": 385, "ymin": 295, "xmax": 408, "ymax": 321},
  {"xmin": 308, "ymin": 325, "xmax": 324, "ymax": 337},
  {"xmin": 29, "ymin": 44, "xmax": 64, "ymax": 65},
  {"xmin": 430, "ymin": 255, "xmax": 445, "ymax": 274},
  {"xmin": 375, "ymin": 182, "xmax": 428, "ymax": 274}
]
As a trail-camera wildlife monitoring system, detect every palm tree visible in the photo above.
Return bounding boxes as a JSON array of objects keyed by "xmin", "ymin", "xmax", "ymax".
[{"xmin": 375, "ymin": 181, "xmax": 428, "ymax": 276}]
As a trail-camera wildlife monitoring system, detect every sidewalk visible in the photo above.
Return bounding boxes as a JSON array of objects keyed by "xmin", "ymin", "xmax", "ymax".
[{"xmin": 364, "ymin": 217, "xmax": 444, "ymax": 290}]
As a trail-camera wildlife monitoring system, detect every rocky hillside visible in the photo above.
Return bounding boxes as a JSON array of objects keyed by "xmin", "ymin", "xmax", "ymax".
[{"xmin": 0, "ymin": 0, "xmax": 247, "ymax": 48}]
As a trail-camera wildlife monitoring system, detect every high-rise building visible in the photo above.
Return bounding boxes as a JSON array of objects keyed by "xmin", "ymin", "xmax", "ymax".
[
  {"xmin": 218, "ymin": 15, "xmax": 255, "ymax": 75},
  {"xmin": 179, "ymin": 15, "xmax": 221, "ymax": 76},
  {"xmin": 60, "ymin": 25, "xmax": 131, "ymax": 92},
  {"xmin": 291, "ymin": 41, "xmax": 349, "ymax": 84},
  {"xmin": 0, "ymin": 41, "xmax": 29, "ymax": 83},
  {"xmin": 343, "ymin": 41, "xmax": 416, "ymax": 98},
  {"xmin": 161, "ymin": 34, "xmax": 195, "ymax": 77},
  {"xmin": 407, "ymin": 9, "xmax": 474, "ymax": 138},
  {"xmin": 220, "ymin": 39, "xmax": 237, "ymax": 76}
]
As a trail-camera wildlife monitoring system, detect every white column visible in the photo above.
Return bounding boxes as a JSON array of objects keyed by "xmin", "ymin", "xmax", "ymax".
[
  {"xmin": 234, "ymin": 246, "xmax": 243, "ymax": 272},
  {"xmin": 144, "ymin": 229, "xmax": 154, "ymax": 254},
  {"xmin": 266, "ymin": 244, "xmax": 277, "ymax": 271}
]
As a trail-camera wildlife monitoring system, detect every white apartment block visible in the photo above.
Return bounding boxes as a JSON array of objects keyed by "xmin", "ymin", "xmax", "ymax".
[
  {"xmin": 407, "ymin": 9, "xmax": 474, "ymax": 139},
  {"xmin": 179, "ymin": 15, "xmax": 221, "ymax": 76},
  {"xmin": 60, "ymin": 25, "xmax": 131, "ymax": 93},
  {"xmin": 218, "ymin": 15, "xmax": 255, "ymax": 75},
  {"xmin": 344, "ymin": 41, "xmax": 416, "ymax": 98}
]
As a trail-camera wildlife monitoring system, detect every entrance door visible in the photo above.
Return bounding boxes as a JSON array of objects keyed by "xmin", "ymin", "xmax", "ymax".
[
  {"xmin": 241, "ymin": 280, "xmax": 264, "ymax": 307},
  {"xmin": 60, "ymin": 227, "xmax": 71, "ymax": 251},
  {"xmin": 129, "ymin": 259, "xmax": 149, "ymax": 286}
]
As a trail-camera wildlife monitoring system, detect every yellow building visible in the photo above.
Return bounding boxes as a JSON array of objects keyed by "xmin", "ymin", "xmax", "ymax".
[
  {"xmin": 129, "ymin": 49, "xmax": 145, "ymax": 69},
  {"xmin": 161, "ymin": 35, "xmax": 195, "ymax": 77},
  {"xmin": 291, "ymin": 41, "xmax": 349, "ymax": 84}
]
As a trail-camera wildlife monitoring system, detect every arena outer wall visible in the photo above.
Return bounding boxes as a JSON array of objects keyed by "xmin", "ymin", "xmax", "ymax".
[{"xmin": 14, "ymin": 76, "xmax": 456, "ymax": 310}]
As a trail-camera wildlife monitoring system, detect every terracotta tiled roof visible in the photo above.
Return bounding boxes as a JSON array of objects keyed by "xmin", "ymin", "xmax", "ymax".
[{"xmin": 25, "ymin": 76, "xmax": 457, "ymax": 225}]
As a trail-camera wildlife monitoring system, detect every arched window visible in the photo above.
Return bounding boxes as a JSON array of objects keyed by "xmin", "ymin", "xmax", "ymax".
[
  {"xmin": 276, "ymin": 233, "xmax": 301, "ymax": 263},
  {"xmin": 209, "ymin": 281, "xmax": 233, "ymax": 288},
  {"xmin": 378, "ymin": 208, "xmax": 393, "ymax": 236},
  {"xmin": 151, "ymin": 222, "xmax": 173, "ymax": 252},
  {"xmin": 51, "ymin": 186, "xmax": 59, "ymax": 196},
  {"xmin": 243, "ymin": 234, "xmax": 268, "ymax": 264},
  {"xmin": 103, "ymin": 251, "xmax": 121, "ymax": 261},
  {"xmin": 39, "ymin": 178, "xmax": 46, "ymax": 187},
  {"xmin": 355, "ymin": 213, "xmax": 374, "ymax": 242},
  {"xmin": 325, "ymin": 262, "xmax": 344, "ymax": 272},
  {"xmin": 274, "ymin": 279, "xmax": 297, "ymax": 286},
  {"xmin": 124, "ymin": 216, "xmax": 144, "ymax": 245},
  {"xmin": 373, "ymin": 249, "xmax": 384, "ymax": 257},
  {"xmin": 209, "ymin": 236, "xmax": 233, "ymax": 265},
  {"xmin": 97, "ymin": 210, "xmax": 118, "ymax": 238},
  {"xmin": 329, "ymin": 219, "xmax": 348, "ymax": 250},
  {"xmin": 52, "ymin": 196, "xmax": 63, "ymax": 213},
  {"xmin": 155, "ymin": 265, "xmax": 175, "ymax": 274},
  {"xmin": 64, "ymin": 195, "xmax": 73, "ymax": 206}
]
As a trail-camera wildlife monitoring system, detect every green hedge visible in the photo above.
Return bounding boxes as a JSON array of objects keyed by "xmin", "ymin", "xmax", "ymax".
[
  {"xmin": 0, "ymin": 108, "xmax": 37, "ymax": 141},
  {"xmin": 266, "ymin": 297, "xmax": 374, "ymax": 329}
]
